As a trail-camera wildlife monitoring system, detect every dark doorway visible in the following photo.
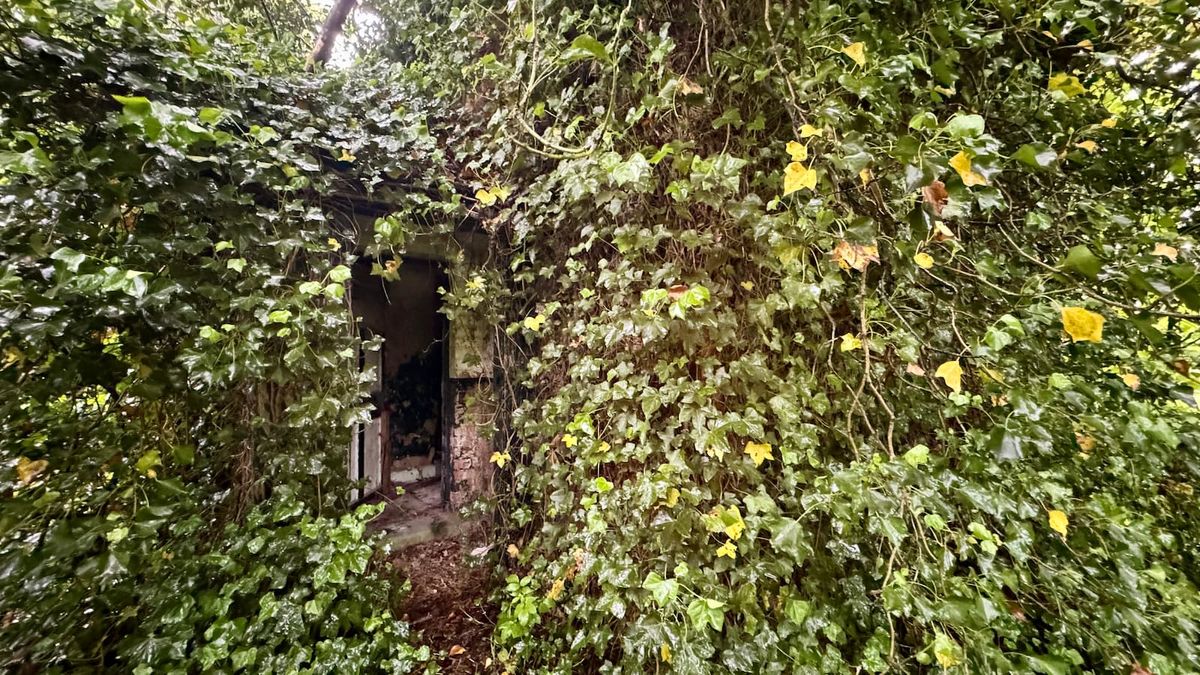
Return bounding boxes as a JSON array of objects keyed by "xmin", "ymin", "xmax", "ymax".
[{"xmin": 350, "ymin": 256, "xmax": 449, "ymax": 504}]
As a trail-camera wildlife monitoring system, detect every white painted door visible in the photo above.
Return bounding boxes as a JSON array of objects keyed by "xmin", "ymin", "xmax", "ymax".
[{"xmin": 350, "ymin": 342, "xmax": 385, "ymax": 501}]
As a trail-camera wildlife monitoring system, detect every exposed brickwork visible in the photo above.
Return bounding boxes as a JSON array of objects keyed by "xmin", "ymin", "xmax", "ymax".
[{"xmin": 448, "ymin": 381, "xmax": 495, "ymax": 508}]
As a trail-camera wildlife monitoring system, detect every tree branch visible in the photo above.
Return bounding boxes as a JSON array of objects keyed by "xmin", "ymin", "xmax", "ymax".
[{"xmin": 308, "ymin": 0, "xmax": 357, "ymax": 68}]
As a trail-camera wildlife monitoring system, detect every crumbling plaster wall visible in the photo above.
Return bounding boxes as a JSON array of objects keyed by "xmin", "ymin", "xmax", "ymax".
[{"xmin": 448, "ymin": 382, "xmax": 495, "ymax": 508}]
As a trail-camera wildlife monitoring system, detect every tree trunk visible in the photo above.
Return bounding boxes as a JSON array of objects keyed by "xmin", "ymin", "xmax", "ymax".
[{"xmin": 308, "ymin": 0, "xmax": 357, "ymax": 67}]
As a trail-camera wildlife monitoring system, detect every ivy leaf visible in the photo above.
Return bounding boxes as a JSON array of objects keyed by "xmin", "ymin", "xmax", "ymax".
[
  {"xmin": 1060, "ymin": 307, "xmax": 1104, "ymax": 343},
  {"xmin": 641, "ymin": 572, "xmax": 678, "ymax": 607},
  {"xmin": 841, "ymin": 42, "xmax": 867, "ymax": 67},
  {"xmin": 935, "ymin": 360, "xmax": 963, "ymax": 393},
  {"xmin": 16, "ymin": 457, "xmax": 49, "ymax": 486},
  {"xmin": 945, "ymin": 113, "xmax": 985, "ymax": 139},
  {"xmin": 1047, "ymin": 509, "xmax": 1069, "ymax": 536},
  {"xmin": 770, "ymin": 518, "xmax": 811, "ymax": 564},
  {"xmin": 903, "ymin": 444, "xmax": 930, "ymax": 468},
  {"xmin": 799, "ymin": 124, "xmax": 822, "ymax": 138},
  {"xmin": 932, "ymin": 633, "xmax": 961, "ymax": 668},
  {"xmin": 949, "ymin": 151, "xmax": 987, "ymax": 186},
  {"xmin": 744, "ymin": 441, "xmax": 774, "ymax": 466},
  {"xmin": 326, "ymin": 265, "xmax": 351, "ymax": 284},
  {"xmin": 914, "ymin": 252, "xmax": 934, "ymax": 269},
  {"xmin": 1013, "ymin": 143, "xmax": 1058, "ymax": 169},
  {"xmin": 785, "ymin": 141, "xmax": 808, "ymax": 162},
  {"xmin": 112, "ymin": 94, "xmax": 152, "ymax": 116},
  {"xmin": 685, "ymin": 598, "xmax": 725, "ymax": 632},
  {"xmin": 831, "ymin": 241, "xmax": 879, "ymax": 272},
  {"xmin": 840, "ymin": 333, "xmax": 863, "ymax": 352},
  {"xmin": 784, "ymin": 598, "xmax": 810, "ymax": 625},
  {"xmin": 51, "ymin": 247, "xmax": 87, "ymax": 273},
  {"xmin": 715, "ymin": 539, "xmax": 737, "ymax": 559},
  {"xmin": 1048, "ymin": 73, "xmax": 1087, "ymax": 98},
  {"xmin": 1061, "ymin": 244, "xmax": 1101, "ymax": 279},
  {"xmin": 783, "ymin": 162, "xmax": 817, "ymax": 195},
  {"xmin": 1152, "ymin": 243, "xmax": 1179, "ymax": 261},
  {"xmin": 561, "ymin": 35, "xmax": 610, "ymax": 63}
]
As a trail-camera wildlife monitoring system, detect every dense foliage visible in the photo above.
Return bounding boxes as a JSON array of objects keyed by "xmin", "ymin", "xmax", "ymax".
[
  {"xmin": 399, "ymin": 0, "xmax": 1200, "ymax": 672},
  {"xmin": 0, "ymin": 0, "xmax": 442, "ymax": 670},
  {"xmin": 4, "ymin": 0, "xmax": 1200, "ymax": 673}
]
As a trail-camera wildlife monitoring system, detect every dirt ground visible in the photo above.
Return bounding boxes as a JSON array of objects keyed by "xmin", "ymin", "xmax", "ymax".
[{"xmin": 390, "ymin": 533, "xmax": 497, "ymax": 674}]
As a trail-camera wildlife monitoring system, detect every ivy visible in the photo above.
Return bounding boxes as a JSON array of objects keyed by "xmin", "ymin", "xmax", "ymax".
[
  {"xmin": 0, "ymin": 0, "xmax": 442, "ymax": 670},
  {"xmin": 403, "ymin": 0, "xmax": 1200, "ymax": 672}
]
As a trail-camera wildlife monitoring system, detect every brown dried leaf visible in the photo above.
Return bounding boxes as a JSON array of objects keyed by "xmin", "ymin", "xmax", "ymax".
[
  {"xmin": 831, "ymin": 241, "xmax": 880, "ymax": 273},
  {"xmin": 921, "ymin": 180, "xmax": 949, "ymax": 215}
]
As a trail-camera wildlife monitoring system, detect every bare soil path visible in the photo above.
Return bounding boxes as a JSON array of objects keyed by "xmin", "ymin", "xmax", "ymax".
[{"xmin": 386, "ymin": 523, "xmax": 496, "ymax": 673}]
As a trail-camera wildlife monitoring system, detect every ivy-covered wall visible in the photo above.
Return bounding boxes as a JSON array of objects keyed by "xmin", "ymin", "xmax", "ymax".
[{"xmin": 402, "ymin": 0, "xmax": 1200, "ymax": 672}]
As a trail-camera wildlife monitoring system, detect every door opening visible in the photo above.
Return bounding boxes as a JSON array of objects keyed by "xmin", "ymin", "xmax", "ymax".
[{"xmin": 350, "ymin": 256, "xmax": 449, "ymax": 510}]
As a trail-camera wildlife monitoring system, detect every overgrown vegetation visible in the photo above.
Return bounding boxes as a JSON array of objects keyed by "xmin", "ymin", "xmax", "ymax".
[
  {"xmin": 3, "ymin": 0, "xmax": 1200, "ymax": 673},
  {"xmin": 0, "ymin": 1, "xmax": 444, "ymax": 670},
  {"xmin": 423, "ymin": 0, "xmax": 1200, "ymax": 672}
]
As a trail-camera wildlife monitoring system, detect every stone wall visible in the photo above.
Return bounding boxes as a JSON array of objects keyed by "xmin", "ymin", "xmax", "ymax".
[{"xmin": 448, "ymin": 381, "xmax": 495, "ymax": 508}]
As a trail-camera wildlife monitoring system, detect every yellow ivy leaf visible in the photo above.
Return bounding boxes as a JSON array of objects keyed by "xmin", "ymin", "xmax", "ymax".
[
  {"xmin": 506, "ymin": 543, "xmax": 520, "ymax": 558},
  {"xmin": 724, "ymin": 517, "xmax": 746, "ymax": 541},
  {"xmin": 1061, "ymin": 307, "xmax": 1104, "ymax": 343},
  {"xmin": 563, "ymin": 433, "xmax": 578, "ymax": 448},
  {"xmin": 799, "ymin": 124, "xmax": 822, "ymax": 138},
  {"xmin": 338, "ymin": 148, "xmax": 356, "ymax": 162},
  {"xmin": 859, "ymin": 168, "xmax": 872, "ymax": 186},
  {"xmin": 949, "ymin": 151, "xmax": 987, "ymax": 186},
  {"xmin": 744, "ymin": 441, "xmax": 774, "ymax": 467},
  {"xmin": 935, "ymin": 360, "xmax": 963, "ymax": 393},
  {"xmin": 842, "ymin": 41, "xmax": 867, "ymax": 67},
  {"xmin": 523, "ymin": 314, "xmax": 546, "ymax": 332},
  {"xmin": 1076, "ymin": 38, "xmax": 1094, "ymax": 50},
  {"xmin": 546, "ymin": 578, "xmax": 565, "ymax": 600},
  {"xmin": 934, "ymin": 636, "xmax": 961, "ymax": 668},
  {"xmin": 660, "ymin": 643, "xmax": 671, "ymax": 663},
  {"xmin": 914, "ymin": 252, "xmax": 935, "ymax": 269},
  {"xmin": 488, "ymin": 186, "xmax": 511, "ymax": 202},
  {"xmin": 466, "ymin": 275, "xmax": 486, "ymax": 291},
  {"xmin": 1152, "ymin": 243, "xmax": 1179, "ymax": 262},
  {"xmin": 1121, "ymin": 372, "xmax": 1141, "ymax": 390},
  {"xmin": 327, "ymin": 237, "xmax": 341, "ymax": 251},
  {"xmin": 1048, "ymin": 73, "xmax": 1087, "ymax": 98},
  {"xmin": 475, "ymin": 188, "xmax": 497, "ymax": 206},
  {"xmin": 16, "ymin": 457, "xmax": 48, "ymax": 486},
  {"xmin": 785, "ymin": 141, "xmax": 808, "ymax": 162},
  {"xmin": 715, "ymin": 539, "xmax": 737, "ymax": 559},
  {"xmin": 665, "ymin": 487, "xmax": 680, "ymax": 507},
  {"xmin": 1075, "ymin": 140, "xmax": 1099, "ymax": 153},
  {"xmin": 1100, "ymin": 117, "xmax": 1117, "ymax": 128},
  {"xmin": 1075, "ymin": 432, "xmax": 1096, "ymax": 452},
  {"xmin": 740, "ymin": 281, "xmax": 754, "ymax": 290},
  {"xmin": 783, "ymin": 161, "xmax": 818, "ymax": 195},
  {"xmin": 1048, "ymin": 509, "xmax": 1069, "ymax": 536},
  {"xmin": 840, "ymin": 333, "xmax": 863, "ymax": 352},
  {"xmin": 490, "ymin": 451, "xmax": 511, "ymax": 468},
  {"xmin": 831, "ymin": 241, "xmax": 880, "ymax": 272}
]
